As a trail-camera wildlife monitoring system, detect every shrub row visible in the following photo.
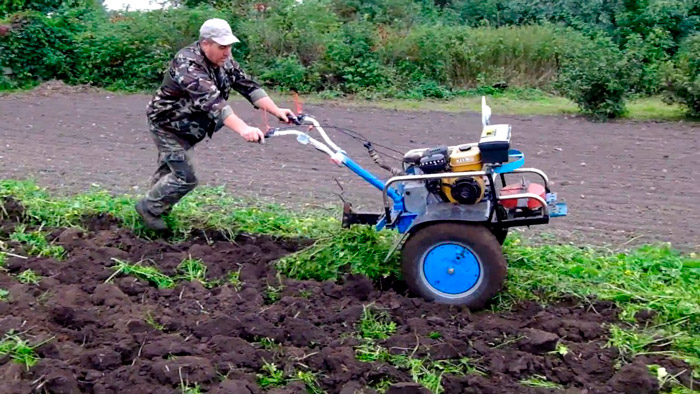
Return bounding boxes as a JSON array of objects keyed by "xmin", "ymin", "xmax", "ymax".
[{"xmin": 1, "ymin": 2, "xmax": 698, "ymax": 120}]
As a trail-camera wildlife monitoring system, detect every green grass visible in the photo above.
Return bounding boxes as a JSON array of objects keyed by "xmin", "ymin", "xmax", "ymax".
[
  {"xmin": 500, "ymin": 236, "xmax": 699, "ymax": 368},
  {"xmin": 227, "ymin": 269, "xmax": 243, "ymax": 291},
  {"xmin": 623, "ymin": 96, "xmax": 690, "ymax": 121},
  {"xmin": 180, "ymin": 384, "xmax": 202, "ymax": 394},
  {"xmin": 264, "ymin": 284, "xmax": 283, "ymax": 304},
  {"xmin": 276, "ymin": 225, "xmax": 401, "ymax": 282},
  {"xmin": 0, "ymin": 179, "xmax": 337, "ymax": 241},
  {"xmin": 107, "ymin": 258, "xmax": 175, "ymax": 289},
  {"xmin": 266, "ymin": 90, "xmax": 695, "ymax": 122},
  {"xmin": 145, "ymin": 311, "xmax": 165, "ymax": 331},
  {"xmin": 295, "ymin": 89, "xmax": 578, "ymax": 117},
  {"xmin": 0, "ymin": 179, "xmax": 698, "ymax": 390},
  {"xmin": 294, "ymin": 371, "xmax": 324, "ymax": 394},
  {"xmin": 428, "ymin": 331, "xmax": 442, "ymax": 340},
  {"xmin": 354, "ymin": 306, "xmax": 485, "ymax": 393},
  {"xmin": 16, "ymin": 269, "xmax": 41, "ymax": 285},
  {"xmin": 520, "ymin": 375, "xmax": 564, "ymax": 389},
  {"xmin": 257, "ymin": 362, "xmax": 286, "ymax": 388},
  {"xmin": 9, "ymin": 224, "xmax": 66, "ymax": 259},
  {"xmin": 257, "ymin": 337, "xmax": 279, "ymax": 351},
  {"xmin": 2, "ymin": 82, "xmax": 696, "ymax": 122},
  {"xmin": 357, "ymin": 305, "xmax": 397, "ymax": 340},
  {"xmin": 0, "ymin": 331, "xmax": 52, "ymax": 370},
  {"xmin": 355, "ymin": 336, "xmax": 485, "ymax": 393},
  {"xmin": 256, "ymin": 361, "xmax": 323, "ymax": 394},
  {"xmin": 176, "ymin": 257, "xmax": 219, "ymax": 288}
]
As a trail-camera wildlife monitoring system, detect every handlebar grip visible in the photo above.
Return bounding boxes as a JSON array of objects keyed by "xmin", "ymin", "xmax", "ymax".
[
  {"xmin": 264, "ymin": 128, "xmax": 276, "ymax": 138},
  {"xmin": 287, "ymin": 113, "xmax": 302, "ymax": 125}
]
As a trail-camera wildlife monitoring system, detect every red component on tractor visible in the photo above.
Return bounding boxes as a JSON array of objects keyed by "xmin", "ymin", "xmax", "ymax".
[{"xmin": 499, "ymin": 182, "xmax": 546, "ymax": 210}]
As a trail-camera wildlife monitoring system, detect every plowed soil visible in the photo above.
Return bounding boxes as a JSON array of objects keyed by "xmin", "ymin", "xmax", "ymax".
[
  {"xmin": 0, "ymin": 200, "xmax": 696, "ymax": 394},
  {"xmin": 0, "ymin": 84, "xmax": 698, "ymax": 251}
]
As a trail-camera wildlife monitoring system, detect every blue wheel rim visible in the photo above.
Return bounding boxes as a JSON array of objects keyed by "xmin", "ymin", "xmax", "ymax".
[{"xmin": 422, "ymin": 242, "xmax": 481, "ymax": 296}]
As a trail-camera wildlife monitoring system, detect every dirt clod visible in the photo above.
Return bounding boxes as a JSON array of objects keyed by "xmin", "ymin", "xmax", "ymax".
[
  {"xmin": 387, "ymin": 382, "xmax": 432, "ymax": 393},
  {"xmin": 608, "ymin": 362, "xmax": 659, "ymax": 394},
  {"xmin": 518, "ymin": 328, "xmax": 560, "ymax": 354}
]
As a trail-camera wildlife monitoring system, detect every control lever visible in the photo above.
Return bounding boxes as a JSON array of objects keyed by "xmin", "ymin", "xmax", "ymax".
[
  {"xmin": 258, "ymin": 128, "xmax": 276, "ymax": 144},
  {"xmin": 260, "ymin": 113, "xmax": 302, "ymax": 144},
  {"xmin": 287, "ymin": 113, "xmax": 303, "ymax": 125}
]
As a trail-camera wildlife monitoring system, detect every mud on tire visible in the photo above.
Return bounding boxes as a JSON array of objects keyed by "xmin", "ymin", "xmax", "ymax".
[{"xmin": 401, "ymin": 223, "xmax": 507, "ymax": 309}]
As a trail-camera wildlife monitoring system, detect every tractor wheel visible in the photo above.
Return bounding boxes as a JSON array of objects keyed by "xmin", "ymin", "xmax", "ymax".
[{"xmin": 401, "ymin": 223, "xmax": 507, "ymax": 309}]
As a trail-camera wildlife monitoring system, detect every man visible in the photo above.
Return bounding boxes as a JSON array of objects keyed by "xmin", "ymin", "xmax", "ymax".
[{"xmin": 136, "ymin": 18, "xmax": 296, "ymax": 231}]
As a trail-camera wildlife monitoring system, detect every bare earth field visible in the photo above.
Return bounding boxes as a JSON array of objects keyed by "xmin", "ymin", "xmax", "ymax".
[{"xmin": 1, "ymin": 86, "xmax": 698, "ymax": 251}]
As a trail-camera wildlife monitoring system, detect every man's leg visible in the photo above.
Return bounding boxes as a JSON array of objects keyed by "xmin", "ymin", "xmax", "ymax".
[
  {"xmin": 149, "ymin": 159, "xmax": 171, "ymax": 187},
  {"xmin": 137, "ymin": 127, "xmax": 198, "ymax": 230},
  {"xmin": 148, "ymin": 152, "xmax": 176, "ymax": 217}
]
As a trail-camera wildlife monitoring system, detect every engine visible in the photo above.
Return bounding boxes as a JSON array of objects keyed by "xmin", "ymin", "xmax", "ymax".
[
  {"xmin": 399, "ymin": 124, "xmax": 512, "ymax": 213},
  {"xmin": 402, "ymin": 144, "xmax": 486, "ymax": 208}
]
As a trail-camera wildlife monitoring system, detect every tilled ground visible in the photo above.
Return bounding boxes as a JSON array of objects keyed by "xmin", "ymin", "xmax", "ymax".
[
  {"xmin": 0, "ymin": 200, "xmax": 695, "ymax": 394},
  {"xmin": 0, "ymin": 84, "xmax": 699, "ymax": 251}
]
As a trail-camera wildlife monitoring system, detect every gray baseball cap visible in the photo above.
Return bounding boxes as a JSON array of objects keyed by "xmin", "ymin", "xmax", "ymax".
[{"xmin": 199, "ymin": 18, "xmax": 239, "ymax": 46}]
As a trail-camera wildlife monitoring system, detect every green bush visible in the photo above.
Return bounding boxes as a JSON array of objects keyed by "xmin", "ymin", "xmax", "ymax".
[
  {"xmin": 555, "ymin": 34, "xmax": 630, "ymax": 120},
  {"xmin": 237, "ymin": 0, "xmax": 341, "ymax": 63},
  {"xmin": 73, "ymin": 6, "xmax": 228, "ymax": 91},
  {"xmin": 623, "ymin": 28, "xmax": 675, "ymax": 95},
  {"xmin": 399, "ymin": 79, "xmax": 455, "ymax": 99},
  {"xmin": 330, "ymin": 0, "xmax": 421, "ymax": 27},
  {"xmin": 0, "ymin": 10, "xmax": 80, "ymax": 88},
  {"xmin": 1, "ymin": 0, "xmax": 699, "ymax": 121},
  {"xmin": 382, "ymin": 24, "xmax": 567, "ymax": 89},
  {"xmin": 663, "ymin": 33, "xmax": 700, "ymax": 117},
  {"xmin": 257, "ymin": 54, "xmax": 318, "ymax": 93},
  {"xmin": 614, "ymin": 0, "xmax": 699, "ymax": 47},
  {"xmin": 319, "ymin": 21, "xmax": 392, "ymax": 93},
  {"xmin": 0, "ymin": 0, "xmax": 95, "ymax": 18}
]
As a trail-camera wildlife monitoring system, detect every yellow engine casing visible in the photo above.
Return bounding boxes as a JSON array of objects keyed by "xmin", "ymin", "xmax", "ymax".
[{"xmin": 441, "ymin": 144, "xmax": 485, "ymax": 204}]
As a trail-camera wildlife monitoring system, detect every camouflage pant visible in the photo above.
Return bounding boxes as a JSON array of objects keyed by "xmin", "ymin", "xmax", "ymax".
[{"xmin": 143, "ymin": 126, "xmax": 198, "ymax": 216}]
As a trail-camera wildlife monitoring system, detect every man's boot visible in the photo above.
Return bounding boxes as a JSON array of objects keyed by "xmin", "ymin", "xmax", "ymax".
[{"xmin": 135, "ymin": 199, "xmax": 168, "ymax": 231}]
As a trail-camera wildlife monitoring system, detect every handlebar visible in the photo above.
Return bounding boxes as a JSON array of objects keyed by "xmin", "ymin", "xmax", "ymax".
[
  {"xmin": 264, "ymin": 113, "xmax": 406, "ymax": 210},
  {"xmin": 264, "ymin": 114, "xmax": 346, "ymax": 161}
]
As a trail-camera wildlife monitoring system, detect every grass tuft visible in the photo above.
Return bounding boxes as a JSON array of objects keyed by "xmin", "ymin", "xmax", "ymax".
[
  {"xmin": 0, "ymin": 331, "xmax": 53, "ymax": 370},
  {"xmin": 276, "ymin": 225, "xmax": 400, "ymax": 282},
  {"xmin": 520, "ymin": 375, "xmax": 564, "ymax": 389},
  {"xmin": 258, "ymin": 362, "xmax": 286, "ymax": 388},
  {"xmin": 227, "ymin": 269, "xmax": 243, "ymax": 291},
  {"xmin": 107, "ymin": 258, "xmax": 175, "ymax": 289},
  {"xmin": 17, "ymin": 269, "xmax": 41, "ymax": 285},
  {"xmin": 176, "ymin": 257, "xmax": 218, "ymax": 288},
  {"xmin": 9, "ymin": 224, "xmax": 65, "ymax": 259},
  {"xmin": 358, "ymin": 305, "xmax": 397, "ymax": 340}
]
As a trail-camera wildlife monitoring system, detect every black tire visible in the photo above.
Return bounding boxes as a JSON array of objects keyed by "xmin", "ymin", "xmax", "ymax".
[{"xmin": 401, "ymin": 223, "xmax": 507, "ymax": 309}]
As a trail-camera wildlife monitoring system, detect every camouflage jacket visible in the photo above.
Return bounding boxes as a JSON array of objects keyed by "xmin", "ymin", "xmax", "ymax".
[{"xmin": 146, "ymin": 40, "xmax": 268, "ymax": 148}]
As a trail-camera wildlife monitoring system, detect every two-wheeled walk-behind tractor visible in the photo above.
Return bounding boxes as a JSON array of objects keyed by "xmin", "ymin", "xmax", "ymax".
[{"xmin": 264, "ymin": 98, "xmax": 568, "ymax": 309}]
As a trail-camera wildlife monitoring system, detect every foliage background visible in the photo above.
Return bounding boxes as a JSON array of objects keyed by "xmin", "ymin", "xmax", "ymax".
[{"xmin": 0, "ymin": 0, "xmax": 698, "ymax": 119}]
